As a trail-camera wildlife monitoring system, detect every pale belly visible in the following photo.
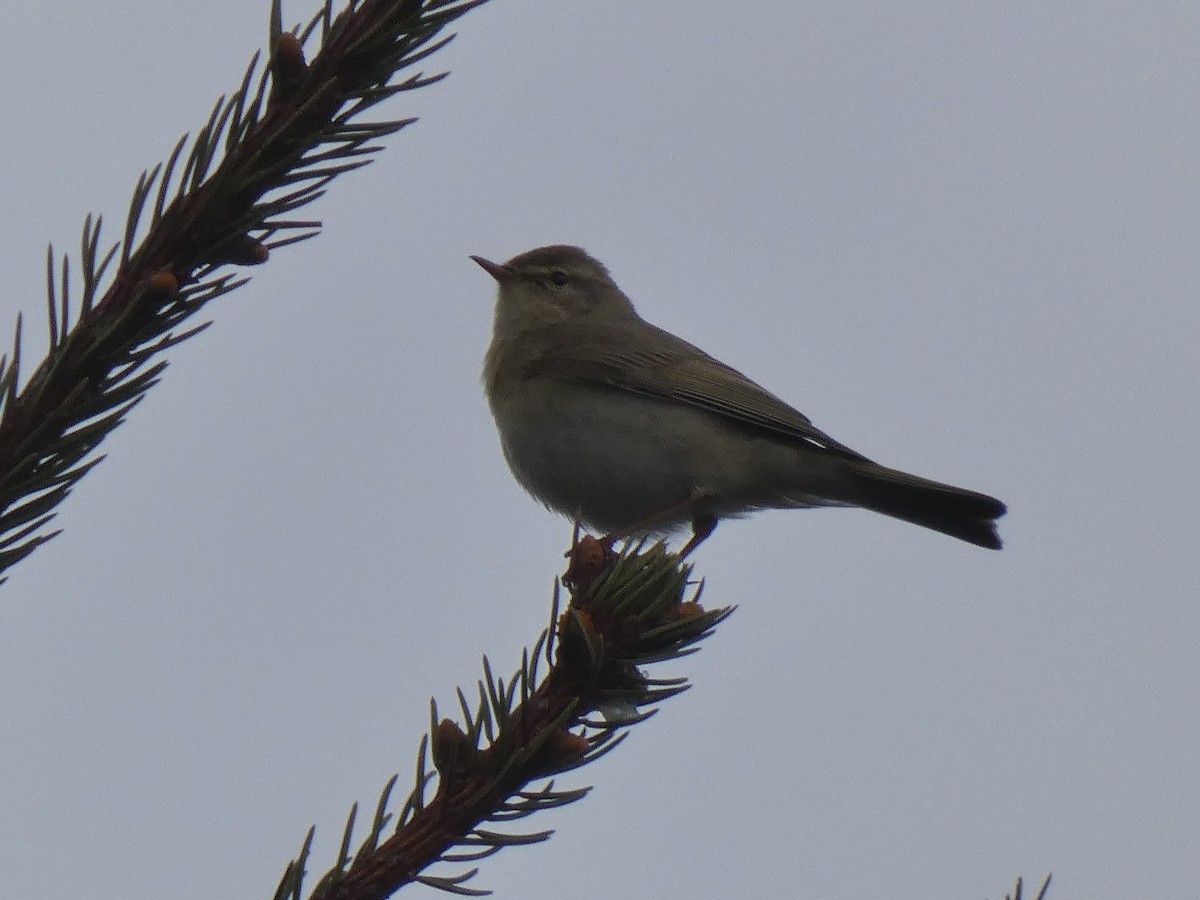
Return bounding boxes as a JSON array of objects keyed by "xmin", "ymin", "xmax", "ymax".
[{"xmin": 491, "ymin": 381, "xmax": 833, "ymax": 532}]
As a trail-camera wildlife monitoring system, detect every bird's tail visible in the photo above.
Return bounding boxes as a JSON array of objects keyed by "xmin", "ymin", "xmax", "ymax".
[{"xmin": 834, "ymin": 461, "xmax": 1007, "ymax": 549}]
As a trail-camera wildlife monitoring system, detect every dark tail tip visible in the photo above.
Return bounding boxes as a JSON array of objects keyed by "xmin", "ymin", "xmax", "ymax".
[{"xmin": 844, "ymin": 464, "xmax": 1007, "ymax": 550}]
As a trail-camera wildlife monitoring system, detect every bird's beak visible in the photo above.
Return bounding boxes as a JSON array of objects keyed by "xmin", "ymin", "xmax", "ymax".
[{"xmin": 470, "ymin": 255, "xmax": 514, "ymax": 283}]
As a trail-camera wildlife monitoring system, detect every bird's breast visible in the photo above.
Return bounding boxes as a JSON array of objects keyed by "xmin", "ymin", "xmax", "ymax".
[{"xmin": 486, "ymin": 375, "xmax": 726, "ymax": 531}]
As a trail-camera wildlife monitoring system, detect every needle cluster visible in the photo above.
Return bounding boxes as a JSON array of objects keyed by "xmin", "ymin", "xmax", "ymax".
[
  {"xmin": 272, "ymin": 539, "xmax": 733, "ymax": 899},
  {"xmin": 0, "ymin": 0, "xmax": 488, "ymax": 579}
]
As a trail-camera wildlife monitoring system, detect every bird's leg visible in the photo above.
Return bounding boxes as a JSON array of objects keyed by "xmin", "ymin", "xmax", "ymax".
[
  {"xmin": 597, "ymin": 498, "xmax": 717, "ymax": 558},
  {"xmin": 595, "ymin": 500, "xmax": 690, "ymax": 550},
  {"xmin": 678, "ymin": 513, "xmax": 718, "ymax": 558}
]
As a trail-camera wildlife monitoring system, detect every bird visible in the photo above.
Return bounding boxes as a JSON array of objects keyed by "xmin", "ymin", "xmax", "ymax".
[{"xmin": 472, "ymin": 244, "xmax": 1005, "ymax": 554}]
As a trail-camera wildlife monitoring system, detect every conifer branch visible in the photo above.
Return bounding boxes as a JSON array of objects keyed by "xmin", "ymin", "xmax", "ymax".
[
  {"xmin": 1, "ymin": 5, "xmax": 1058, "ymax": 897},
  {"xmin": 270, "ymin": 539, "xmax": 734, "ymax": 899},
  {"xmin": 0, "ymin": 0, "xmax": 490, "ymax": 580}
]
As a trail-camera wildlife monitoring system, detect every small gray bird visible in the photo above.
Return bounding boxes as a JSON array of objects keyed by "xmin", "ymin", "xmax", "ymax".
[{"xmin": 473, "ymin": 245, "xmax": 1006, "ymax": 553}]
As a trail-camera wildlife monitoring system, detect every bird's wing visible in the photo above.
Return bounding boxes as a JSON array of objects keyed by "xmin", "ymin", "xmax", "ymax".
[{"xmin": 528, "ymin": 319, "xmax": 871, "ymax": 461}]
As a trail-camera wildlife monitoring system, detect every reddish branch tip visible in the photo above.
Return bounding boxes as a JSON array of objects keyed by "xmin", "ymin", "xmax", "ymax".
[
  {"xmin": 224, "ymin": 236, "xmax": 270, "ymax": 266},
  {"xmin": 145, "ymin": 270, "xmax": 179, "ymax": 296},
  {"xmin": 553, "ymin": 608, "xmax": 599, "ymax": 676},
  {"xmin": 531, "ymin": 728, "xmax": 589, "ymax": 775},
  {"xmin": 432, "ymin": 718, "xmax": 475, "ymax": 776},
  {"xmin": 271, "ymin": 32, "xmax": 309, "ymax": 100},
  {"xmin": 665, "ymin": 600, "xmax": 707, "ymax": 622},
  {"xmin": 561, "ymin": 608, "xmax": 594, "ymax": 636},
  {"xmin": 275, "ymin": 32, "xmax": 306, "ymax": 65},
  {"xmin": 562, "ymin": 534, "xmax": 612, "ymax": 587}
]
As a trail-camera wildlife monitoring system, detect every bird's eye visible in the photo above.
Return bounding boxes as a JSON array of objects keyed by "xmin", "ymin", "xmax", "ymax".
[{"xmin": 548, "ymin": 270, "xmax": 569, "ymax": 287}]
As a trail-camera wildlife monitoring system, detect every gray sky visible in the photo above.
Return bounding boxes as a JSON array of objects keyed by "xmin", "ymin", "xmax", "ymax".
[{"xmin": 1, "ymin": 2, "xmax": 1197, "ymax": 898}]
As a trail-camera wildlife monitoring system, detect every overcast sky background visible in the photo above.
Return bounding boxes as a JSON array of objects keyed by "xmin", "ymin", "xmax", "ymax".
[{"xmin": 0, "ymin": 3, "xmax": 1197, "ymax": 899}]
